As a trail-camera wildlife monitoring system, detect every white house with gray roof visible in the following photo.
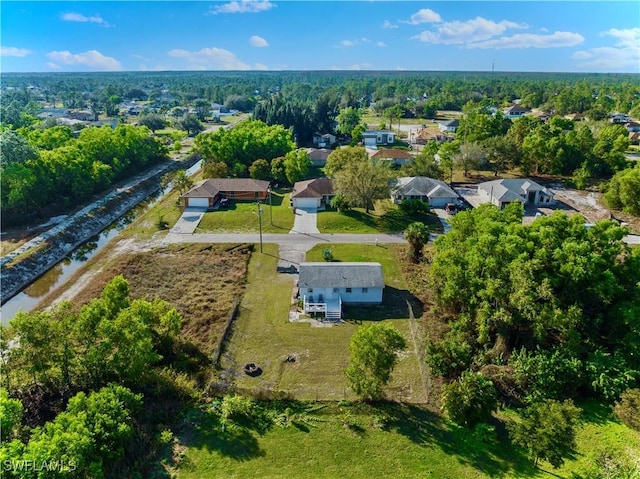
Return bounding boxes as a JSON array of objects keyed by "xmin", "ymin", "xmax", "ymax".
[
  {"xmin": 391, "ymin": 177, "xmax": 459, "ymax": 208},
  {"xmin": 477, "ymin": 179, "xmax": 554, "ymax": 209},
  {"xmin": 298, "ymin": 262, "xmax": 384, "ymax": 320}
]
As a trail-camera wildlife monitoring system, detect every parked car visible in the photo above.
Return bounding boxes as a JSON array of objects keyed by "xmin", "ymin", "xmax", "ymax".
[{"xmin": 445, "ymin": 203, "xmax": 458, "ymax": 215}]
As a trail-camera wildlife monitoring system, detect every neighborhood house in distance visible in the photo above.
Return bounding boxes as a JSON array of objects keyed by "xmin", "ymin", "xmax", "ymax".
[
  {"xmin": 298, "ymin": 262, "xmax": 385, "ymax": 320},
  {"xmin": 392, "ymin": 177, "xmax": 460, "ymax": 208}
]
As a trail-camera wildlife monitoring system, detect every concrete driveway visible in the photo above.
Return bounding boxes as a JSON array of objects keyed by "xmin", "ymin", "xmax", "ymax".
[
  {"xmin": 170, "ymin": 207, "xmax": 207, "ymax": 234},
  {"xmin": 290, "ymin": 208, "xmax": 320, "ymax": 235}
]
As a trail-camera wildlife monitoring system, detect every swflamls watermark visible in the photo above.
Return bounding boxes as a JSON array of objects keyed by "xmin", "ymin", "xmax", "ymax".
[{"xmin": 2, "ymin": 460, "xmax": 77, "ymax": 472}]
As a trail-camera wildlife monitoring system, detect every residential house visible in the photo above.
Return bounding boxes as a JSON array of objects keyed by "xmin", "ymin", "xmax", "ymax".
[
  {"xmin": 477, "ymin": 178, "xmax": 554, "ymax": 209},
  {"xmin": 363, "ymin": 129, "xmax": 395, "ymax": 148},
  {"xmin": 181, "ymin": 178, "xmax": 270, "ymax": 208},
  {"xmin": 564, "ymin": 113, "xmax": 585, "ymax": 121},
  {"xmin": 610, "ymin": 112, "xmax": 630, "ymax": 124},
  {"xmin": 629, "ymin": 132, "xmax": 640, "ymax": 145},
  {"xmin": 409, "ymin": 127, "xmax": 453, "ymax": 144},
  {"xmin": 391, "ymin": 177, "xmax": 459, "ymax": 208},
  {"xmin": 312, "ymin": 133, "xmax": 337, "ymax": 148},
  {"xmin": 624, "ymin": 121, "xmax": 640, "ymax": 133},
  {"xmin": 438, "ymin": 119, "xmax": 459, "ymax": 133},
  {"xmin": 290, "ymin": 178, "xmax": 334, "ymax": 209},
  {"xmin": 370, "ymin": 148, "xmax": 414, "ymax": 166},
  {"xmin": 67, "ymin": 110, "xmax": 95, "ymax": 121},
  {"xmin": 503, "ymin": 104, "xmax": 531, "ymax": 119},
  {"xmin": 305, "ymin": 148, "xmax": 332, "ymax": 167},
  {"xmin": 298, "ymin": 262, "xmax": 384, "ymax": 320}
]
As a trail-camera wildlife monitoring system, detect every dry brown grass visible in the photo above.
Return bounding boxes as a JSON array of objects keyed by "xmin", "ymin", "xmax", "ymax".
[{"xmin": 70, "ymin": 243, "xmax": 252, "ymax": 357}]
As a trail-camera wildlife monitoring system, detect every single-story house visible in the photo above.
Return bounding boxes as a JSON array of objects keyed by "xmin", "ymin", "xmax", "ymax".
[
  {"xmin": 503, "ymin": 104, "xmax": 531, "ymax": 119},
  {"xmin": 181, "ymin": 178, "xmax": 270, "ymax": 208},
  {"xmin": 438, "ymin": 119, "xmax": 459, "ymax": 133},
  {"xmin": 312, "ymin": 133, "xmax": 337, "ymax": 148},
  {"xmin": 67, "ymin": 110, "xmax": 95, "ymax": 121},
  {"xmin": 291, "ymin": 178, "xmax": 334, "ymax": 209},
  {"xmin": 305, "ymin": 148, "xmax": 332, "ymax": 166},
  {"xmin": 610, "ymin": 112, "xmax": 630, "ymax": 124},
  {"xmin": 370, "ymin": 148, "xmax": 414, "ymax": 166},
  {"xmin": 363, "ymin": 129, "xmax": 395, "ymax": 148},
  {"xmin": 298, "ymin": 262, "xmax": 384, "ymax": 320},
  {"xmin": 477, "ymin": 178, "xmax": 554, "ymax": 209},
  {"xmin": 624, "ymin": 122, "xmax": 640, "ymax": 133},
  {"xmin": 409, "ymin": 127, "xmax": 453, "ymax": 144},
  {"xmin": 629, "ymin": 132, "xmax": 640, "ymax": 145},
  {"xmin": 391, "ymin": 177, "xmax": 459, "ymax": 208}
]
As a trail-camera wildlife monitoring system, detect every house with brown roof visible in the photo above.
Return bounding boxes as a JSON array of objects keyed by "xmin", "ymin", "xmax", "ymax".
[
  {"xmin": 181, "ymin": 178, "xmax": 270, "ymax": 208},
  {"xmin": 312, "ymin": 133, "xmax": 337, "ymax": 148},
  {"xmin": 305, "ymin": 148, "xmax": 332, "ymax": 166},
  {"xmin": 370, "ymin": 148, "xmax": 414, "ymax": 166},
  {"xmin": 290, "ymin": 178, "xmax": 334, "ymax": 209}
]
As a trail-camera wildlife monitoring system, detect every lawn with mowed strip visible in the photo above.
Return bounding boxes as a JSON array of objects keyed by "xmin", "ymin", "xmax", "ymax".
[
  {"xmin": 196, "ymin": 189, "xmax": 294, "ymax": 234},
  {"xmin": 215, "ymin": 243, "xmax": 426, "ymax": 403},
  {"xmin": 317, "ymin": 200, "xmax": 443, "ymax": 234}
]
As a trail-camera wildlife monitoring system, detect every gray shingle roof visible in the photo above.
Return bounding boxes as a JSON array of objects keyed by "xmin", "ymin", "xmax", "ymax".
[
  {"xmin": 182, "ymin": 178, "xmax": 269, "ymax": 198},
  {"xmin": 298, "ymin": 262, "xmax": 384, "ymax": 288},
  {"xmin": 393, "ymin": 177, "xmax": 458, "ymax": 199}
]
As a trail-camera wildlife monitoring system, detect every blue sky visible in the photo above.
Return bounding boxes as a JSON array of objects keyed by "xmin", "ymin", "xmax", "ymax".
[{"xmin": 1, "ymin": 1, "xmax": 639, "ymax": 73}]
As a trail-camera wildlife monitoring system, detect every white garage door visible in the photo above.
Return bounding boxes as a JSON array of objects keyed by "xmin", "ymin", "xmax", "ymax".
[
  {"xmin": 188, "ymin": 197, "xmax": 209, "ymax": 208},
  {"xmin": 294, "ymin": 198, "xmax": 319, "ymax": 209}
]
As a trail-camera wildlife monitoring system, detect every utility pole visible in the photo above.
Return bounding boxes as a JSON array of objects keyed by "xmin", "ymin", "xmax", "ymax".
[
  {"xmin": 268, "ymin": 187, "xmax": 273, "ymax": 225},
  {"xmin": 257, "ymin": 201, "xmax": 263, "ymax": 253}
]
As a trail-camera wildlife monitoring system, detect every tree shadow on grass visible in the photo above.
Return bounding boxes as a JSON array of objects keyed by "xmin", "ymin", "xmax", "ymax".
[
  {"xmin": 342, "ymin": 286, "xmax": 421, "ymax": 322},
  {"xmin": 178, "ymin": 408, "xmax": 265, "ymax": 462},
  {"xmin": 365, "ymin": 403, "xmax": 540, "ymax": 478}
]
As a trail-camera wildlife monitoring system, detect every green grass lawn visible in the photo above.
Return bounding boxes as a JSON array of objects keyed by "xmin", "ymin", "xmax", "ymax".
[
  {"xmin": 215, "ymin": 243, "xmax": 425, "ymax": 403},
  {"xmin": 196, "ymin": 190, "xmax": 294, "ymax": 234},
  {"xmin": 176, "ymin": 402, "xmax": 538, "ymax": 479},
  {"xmin": 317, "ymin": 200, "xmax": 443, "ymax": 234}
]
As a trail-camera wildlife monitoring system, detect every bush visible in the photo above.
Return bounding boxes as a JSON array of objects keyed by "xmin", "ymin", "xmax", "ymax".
[
  {"xmin": 442, "ymin": 371, "xmax": 497, "ymax": 427},
  {"xmin": 399, "ymin": 199, "xmax": 429, "ymax": 215},
  {"xmin": 614, "ymin": 388, "xmax": 640, "ymax": 431}
]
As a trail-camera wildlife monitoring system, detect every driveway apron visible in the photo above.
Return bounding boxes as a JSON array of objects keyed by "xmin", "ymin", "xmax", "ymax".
[
  {"xmin": 289, "ymin": 207, "xmax": 320, "ymax": 235},
  {"xmin": 170, "ymin": 207, "xmax": 207, "ymax": 234}
]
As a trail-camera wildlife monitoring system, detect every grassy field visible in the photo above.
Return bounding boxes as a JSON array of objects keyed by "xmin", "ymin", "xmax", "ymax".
[
  {"xmin": 317, "ymin": 200, "xmax": 443, "ymax": 234},
  {"xmin": 214, "ymin": 243, "xmax": 426, "ymax": 403},
  {"xmin": 196, "ymin": 190, "xmax": 294, "ymax": 234}
]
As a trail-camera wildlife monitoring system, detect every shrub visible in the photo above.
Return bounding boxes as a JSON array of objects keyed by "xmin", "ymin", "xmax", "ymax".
[
  {"xmin": 442, "ymin": 371, "xmax": 497, "ymax": 427},
  {"xmin": 399, "ymin": 199, "xmax": 429, "ymax": 215},
  {"xmin": 614, "ymin": 388, "xmax": 640, "ymax": 431}
]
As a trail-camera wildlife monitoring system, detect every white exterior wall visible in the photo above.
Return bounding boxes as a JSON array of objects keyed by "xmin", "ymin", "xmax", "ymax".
[
  {"xmin": 429, "ymin": 196, "xmax": 457, "ymax": 208},
  {"xmin": 301, "ymin": 286, "xmax": 383, "ymax": 304}
]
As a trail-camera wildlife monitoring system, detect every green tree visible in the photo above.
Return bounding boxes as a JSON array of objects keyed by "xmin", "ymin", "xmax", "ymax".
[
  {"xmin": 508, "ymin": 399, "xmax": 579, "ymax": 468},
  {"xmin": 404, "ymin": 222, "xmax": 430, "ymax": 263},
  {"xmin": 203, "ymin": 160, "xmax": 229, "ymax": 178},
  {"xmin": 176, "ymin": 113, "xmax": 204, "ymax": 136},
  {"xmin": 249, "ymin": 159, "xmax": 271, "ymax": 180},
  {"xmin": 345, "ymin": 324, "xmax": 407, "ymax": 400},
  {"xmin": 438, "ymin": 140, "xmax": 460, "ymax": 183},
  {"xmin": 442, "ymin": 372, "xmax": 497, "ymax": 427},
  {"xmin": 284, "ymin": 149, "xmax": 311, "ymax": 184},
  {"xmin": 336, "ymin": 106, "xmax": 362, "ymax": 136},
  {"xmin": 325, "ymin": 146, "xmax": 369, "ymax": 178},
  {"xmin": 334, "ymin": 158, "xmax": 394, "ymax": 213},
  {"xmin": 270, "ymin": 156, "xmax": 288, "ymax": 184},
  {"xmin": 161, "ymin": 169, "xmax": 193, "ymax": 195},
  {"xmin": 0, "ymin": 388, "xmax": 24, "ymax": 440},
  {"xmin": 614, "ymin": 388, "xmax": 640, "ymax": 431},
  {"xmin": 454, "ymin": 141, "xmax": 484, "ymax": 177},
  {"xmin": 604, "ymin": 165, "xmax": 640, "ymax": 215},
  {"xmin": 0, "ymin": 130, "xmax": 38, "ymax": 167},
  {"xmin": 401, "ymin": 142, "xmax": 444, "ymax": 179},
  {"xmin": 137, "ymin": 113, "xmax": 166, "ymax": 133}
]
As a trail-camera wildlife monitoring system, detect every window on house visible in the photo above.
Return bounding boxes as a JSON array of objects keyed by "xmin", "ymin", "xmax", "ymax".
[
  {"xmin": 308, "ymin": 288, "xmax": 313, "ymax": 293},
  {"xmin": 346, "ymin": 288, "xmax": 352, "ymax": 293},
  {"xmin": 362, "ymin": 288, "xmax": 368, "ymax": 293}
]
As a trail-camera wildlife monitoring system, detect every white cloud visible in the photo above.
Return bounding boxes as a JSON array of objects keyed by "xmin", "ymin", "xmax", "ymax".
[
  {"xmin": 382, "ymin": 20, "xmax": 398, "ymax": 29},
  {"xmin": 168, "ymin": 47, "xmax": 250, "ymax": 69},
  {"xmin": 348, "ymin": 63, "xmax": 372, "ymax": 70},
  {"xmin": 254, "ymin": 63, "xmax": 269, "ymax": 70},
  {"xmin": 45, "ymin": 62, "xmax": 63, "ymax": 70},
  {"xmin": 377, "ymin": 41, "xmax": 387, "ymax": 47},
  {"xmin": 138, "ymin": 64, "xmax": 170, "ymax": 71},
  {"xmin": 249, "ymin": 35, "xmax": 269, "ymax": 47},
  {"xmin": 61, "ymin": 12, "xmax": 111, "ymax": 27},
  {"xmin": 208, "ymin": 0, "xmax": 274, "ymax": 14},
  {"xmin": 468, "ymin": 31, "xmax": 584, "ymax": 49},
  {"xmin": 413, "ymin": 17, "xmax": 525, "ymax": 45},
  {"xmin": 573, "ymin": 27, "xmax": 640, "ymax": 70},
  {"xmin": 336, "ymin": 38, "xmax": 370, "ymax": 48},
  {"xmin": 1, "ymin": 46, "xmax": 31, "ymax": 57},
  {"xmin": 46, "ymin": 50, "xmax": 123, "ymax": 70},
  {"xmin": 407, "ymin": 8, "xmax": 441, "ymax": 25}
]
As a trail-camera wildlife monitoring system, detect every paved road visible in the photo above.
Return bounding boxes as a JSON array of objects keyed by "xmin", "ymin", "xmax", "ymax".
[{"xmin": 164, "ymin": 232, "xmax": 406, "ymax": 246}]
